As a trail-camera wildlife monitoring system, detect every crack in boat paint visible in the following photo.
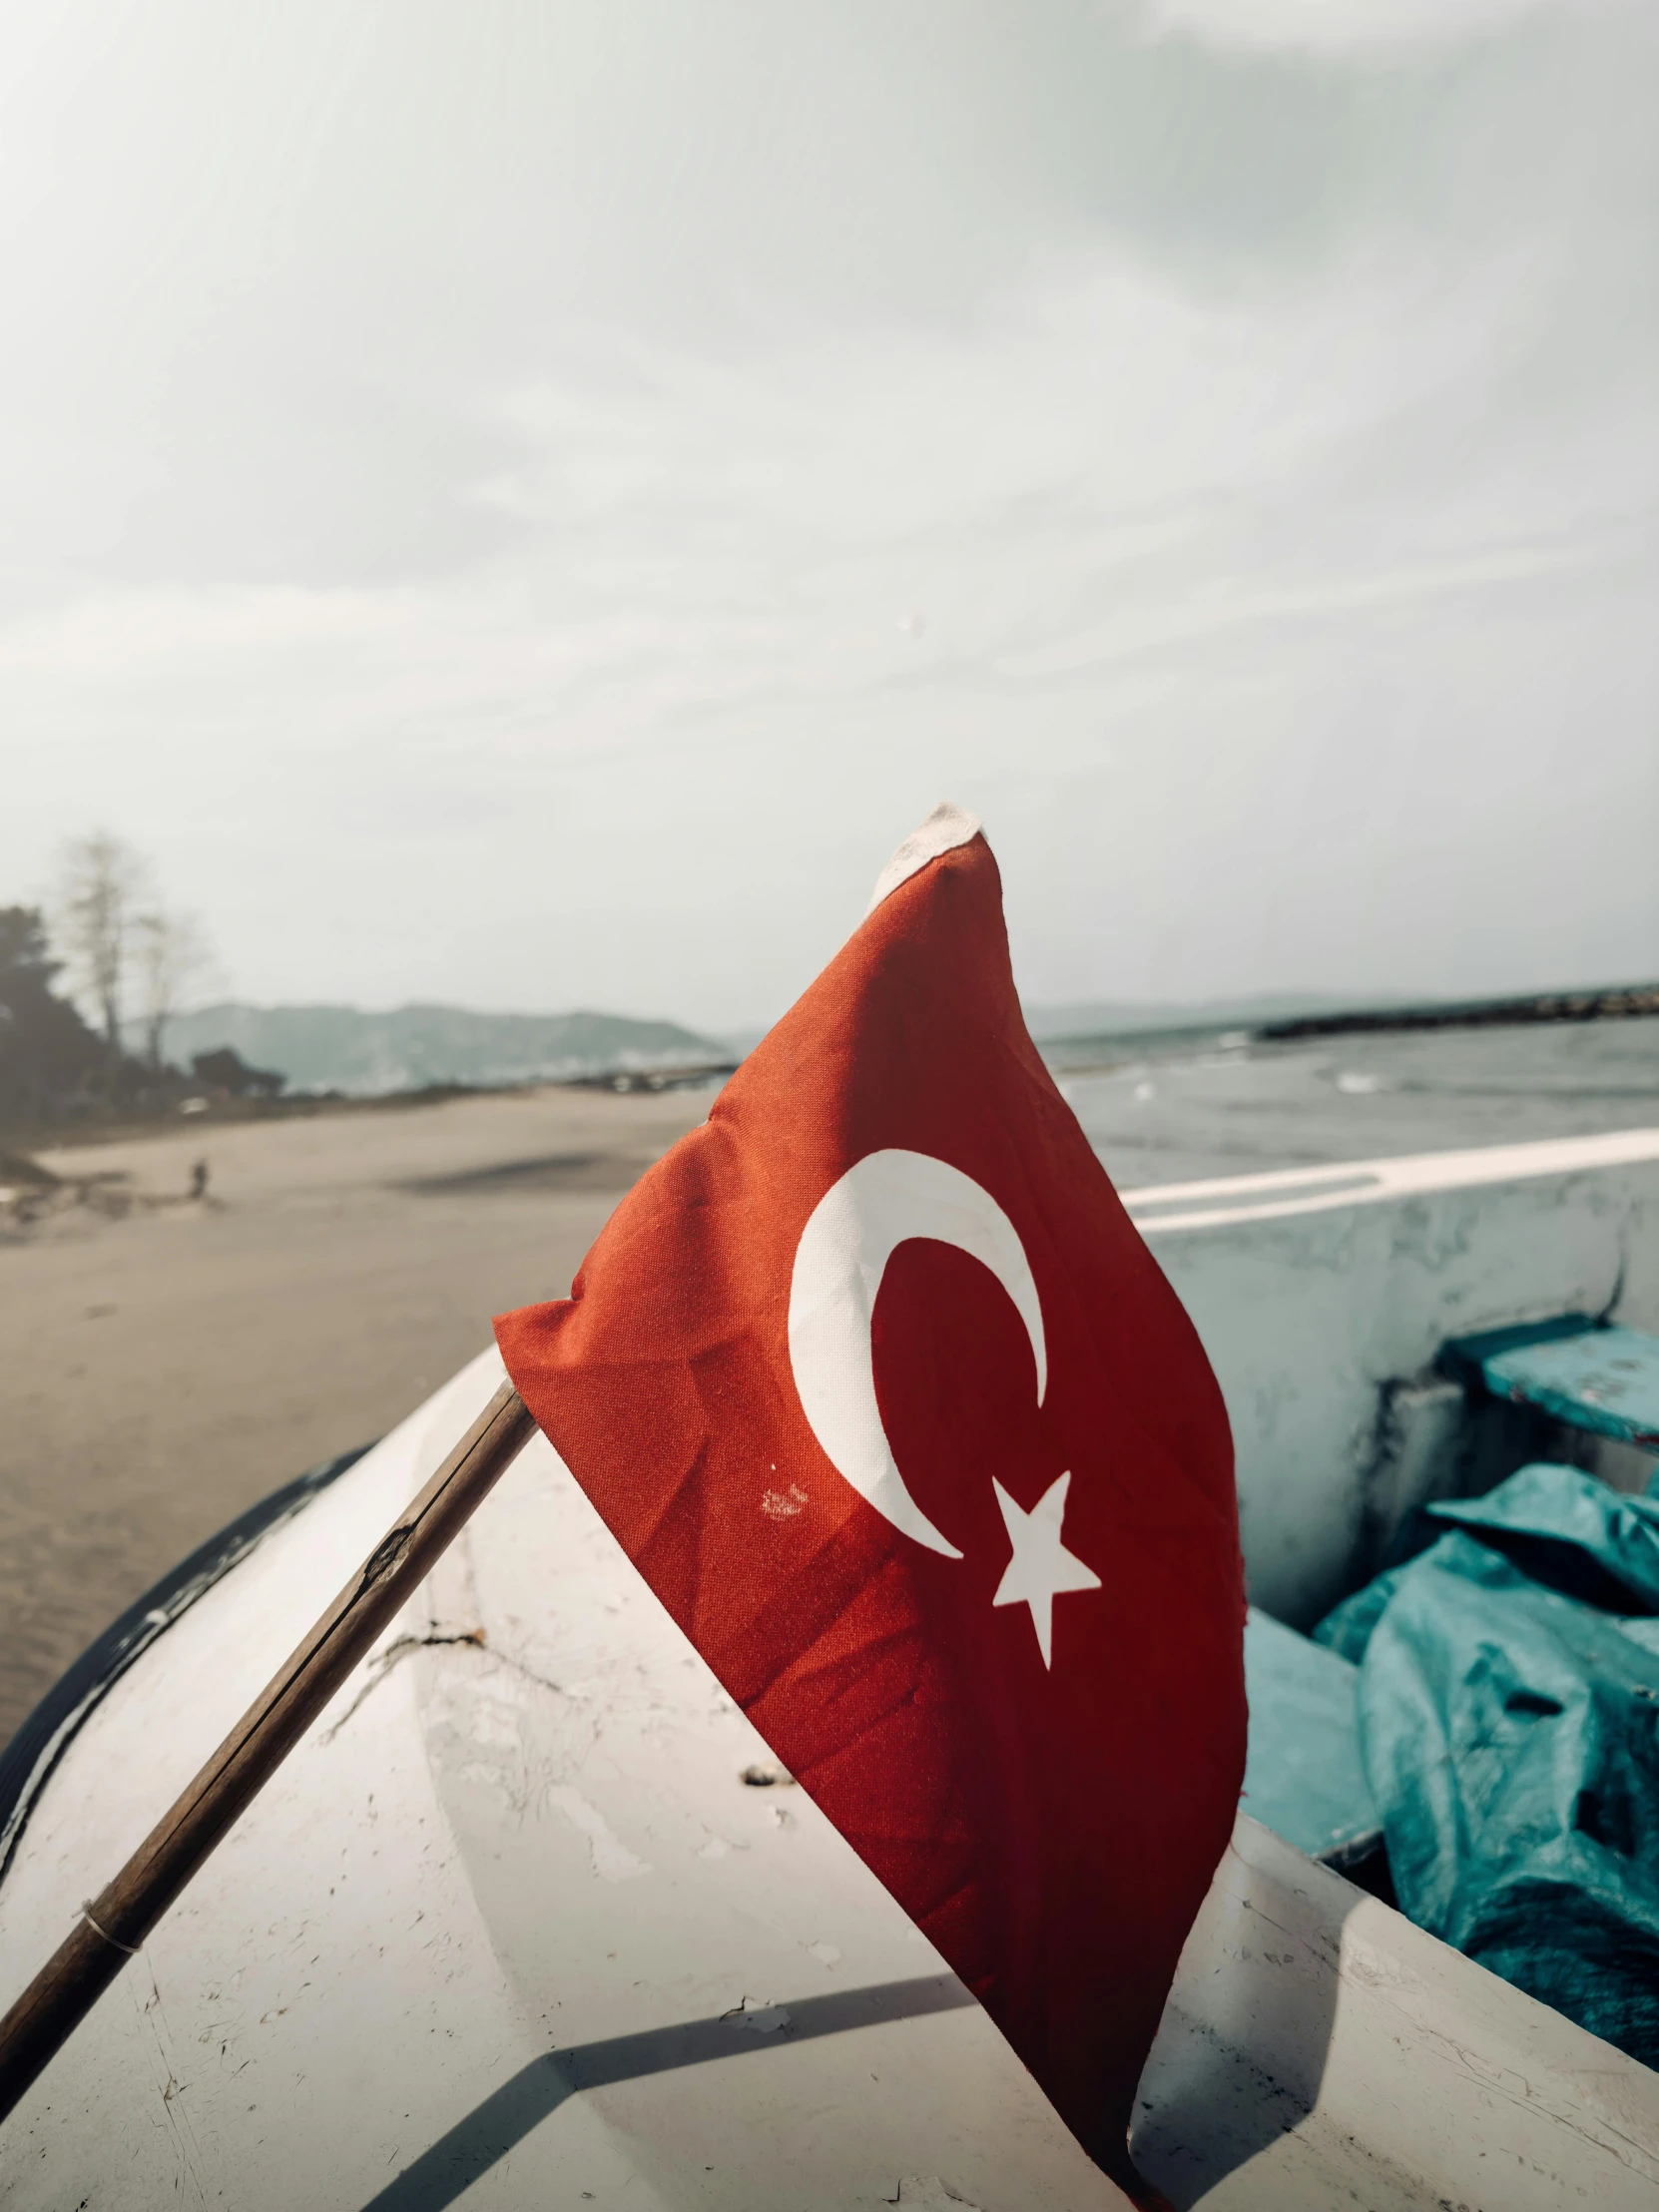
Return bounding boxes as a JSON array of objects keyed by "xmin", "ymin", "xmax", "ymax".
[{"xmin": 321, "ymin": 1630, "xmax": 490, "ymax": 1742}]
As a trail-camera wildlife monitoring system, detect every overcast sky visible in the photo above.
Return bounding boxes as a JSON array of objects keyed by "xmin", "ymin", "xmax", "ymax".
[{"xmin": 2, "ymin": 0, "xmax": 1654, "ymax": 1031}]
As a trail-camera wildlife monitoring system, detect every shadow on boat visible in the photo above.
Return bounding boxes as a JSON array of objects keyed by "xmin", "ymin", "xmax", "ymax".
[{"xmin": 357, "ymin": 1974, "xmax": 976, "ymax": 2212}]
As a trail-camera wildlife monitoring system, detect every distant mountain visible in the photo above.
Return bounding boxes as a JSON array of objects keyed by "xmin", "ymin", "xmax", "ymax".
[{"xmin": 149, "ymin": 1003, "xmax": 732, "ymax": 1097}]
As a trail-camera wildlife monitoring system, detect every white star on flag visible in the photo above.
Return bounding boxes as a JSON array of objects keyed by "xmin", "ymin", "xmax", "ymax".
[{"xmin": 991, "ymin": 1472, "xmax": 1102, "ymax": 1668}]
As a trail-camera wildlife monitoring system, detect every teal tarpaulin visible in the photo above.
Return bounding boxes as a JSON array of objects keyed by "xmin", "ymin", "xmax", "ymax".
[
  {"xmin": 1316, "ymin": 1464, "xmax": 1659, "ymax": 2066},
  {"xmin": 1242, "ymin": 1607, "xmax": 1379, "ymax": 1863}
]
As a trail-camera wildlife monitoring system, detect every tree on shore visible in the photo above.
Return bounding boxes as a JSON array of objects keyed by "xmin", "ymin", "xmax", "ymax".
[
  {"xmin": 5, "ymin": 834, "xmax": 309, "ymax": 1127},
  {"xmin": 0, "ymin": 906, "xmax": 106, "ymax": 1114},
  {"xmin": 53, "ymin": 832, "xmax": 218, "ymax": 1072},
  {"xmin": 133, "ymin": 907, "xmax": 213, "ymax": 1068},
  {"xmin": 57, "ymin": 830, "xmax": 145, "ymax": 1055}
]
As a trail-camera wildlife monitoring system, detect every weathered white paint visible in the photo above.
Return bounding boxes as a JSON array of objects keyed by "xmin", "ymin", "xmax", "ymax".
[
  {"xmin": 1136, "ymin": 1816, "xmax": 1659, "ymax": 2210},
  {"xmin": 0, "ymin": 1365, "xmax": 571, "ymax": 2211},
  {"xmin": 5, "ymin": 1132, "xmax": 1659, "ymax": 2206},
  {"xmin": 1132, "ymin": 1128, "xmax": 1659, "ymax": 1623}
]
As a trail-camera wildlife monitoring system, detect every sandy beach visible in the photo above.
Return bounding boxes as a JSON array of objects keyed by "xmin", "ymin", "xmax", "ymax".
[{"xmin": 0, "ymin": 1084, "xmax": 709, "ymax": 1743}]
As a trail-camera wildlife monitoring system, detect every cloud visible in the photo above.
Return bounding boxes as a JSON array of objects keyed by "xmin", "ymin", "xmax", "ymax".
[
  {"xmin": 1139, "ymin": 0, "xmax": 1618, "ymax": 58},
  {"xmin": 0, "ymin": 1, "xmax": 1653, "ymax": 1025}
]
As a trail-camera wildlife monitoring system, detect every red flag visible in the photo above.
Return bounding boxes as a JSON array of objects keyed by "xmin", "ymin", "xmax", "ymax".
[{"xmin": 495, "ymin": 811, "xmax": 1245, "ymax": 2191}]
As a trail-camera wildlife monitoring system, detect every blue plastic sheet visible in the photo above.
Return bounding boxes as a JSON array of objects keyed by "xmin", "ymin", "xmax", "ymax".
[{"xmin": 1315, "ymin": 1464, "xmax": 1659, "ymax": 2065}]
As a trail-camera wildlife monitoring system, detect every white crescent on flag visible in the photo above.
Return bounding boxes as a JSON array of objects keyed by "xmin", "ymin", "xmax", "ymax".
[{"xmin": 786, "ymin": 1148, "xmax": 1047, "ymax": 1558}]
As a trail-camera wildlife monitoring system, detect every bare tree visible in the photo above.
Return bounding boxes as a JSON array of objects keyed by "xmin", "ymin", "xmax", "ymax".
[
  {"xmin": 132, "ymin": 908, "xmax": 214, "ymax": 1068},
  {"xmin": 57, "ymin": 831, "xmax": 146, "ymax": 1054}
]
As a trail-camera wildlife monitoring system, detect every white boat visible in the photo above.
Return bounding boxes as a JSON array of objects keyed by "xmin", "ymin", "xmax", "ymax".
[{"xmin": 4, "ymin": 1126, "xmax": 1659, "ymax": 2208}]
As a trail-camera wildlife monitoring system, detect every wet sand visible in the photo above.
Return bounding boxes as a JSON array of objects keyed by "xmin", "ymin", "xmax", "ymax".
[{"xmin": 0, "ymin": 1086, "xmax": 709, "ymax": 1743}]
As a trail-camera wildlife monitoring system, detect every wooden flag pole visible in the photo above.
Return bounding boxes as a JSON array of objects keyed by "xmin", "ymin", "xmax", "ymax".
[{"xmin": 0, "ymin": 1379, "xmax": 538, "ymax": 2126}]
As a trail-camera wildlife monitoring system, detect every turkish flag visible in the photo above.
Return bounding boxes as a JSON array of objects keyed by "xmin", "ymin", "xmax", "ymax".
[{"xmin": 495, "ymin": 809, "xmax": 1245, "ymax": 2193}]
